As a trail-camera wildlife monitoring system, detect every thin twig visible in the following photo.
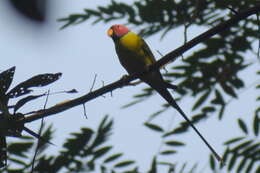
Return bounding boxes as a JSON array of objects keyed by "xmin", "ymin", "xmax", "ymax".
[
  {"xmin": 226, "ymin": 6, "xmax": 239, "ymax": 14},
  {"xmin": 182, "ymin": 23, "xmax": 189, "ymax": 60},
  {"xmin": 184, "ymin": 23, "xmax": 188, "ymax": 44},
  {"xmin": 156, "ymin": 50, "xmax": 168, "ymax": 73},
  {"xmin": 83, "ymin": 104, "xmax": 87, "ymax": 119},
  {"xmin": 89, "ymin": 74, "xmax": 97, "ymax": 92},
  {"xmin": 257, "ymin": 12, "xmax": 260, "ymax": 60},
  {"xmin": 30, "ymin": 90, "xmax": 50, "ymax": 173}
]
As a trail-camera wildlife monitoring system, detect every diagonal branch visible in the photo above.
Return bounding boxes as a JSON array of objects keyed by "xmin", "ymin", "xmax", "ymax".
[{"xmin": 19, "ymin": 4, "xmax": 260, "ymax": 124}]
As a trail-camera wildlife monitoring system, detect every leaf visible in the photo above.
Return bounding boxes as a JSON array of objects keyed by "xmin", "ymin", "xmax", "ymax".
[
  {"xmin": 148, "ymin": 109, "xmax": 167, "ymax": 121},
  {"xmin": 245, "ymin": 159, "xmax": 254, "ymax": 173},
  {"xmin": 192, "ymin": 89, "xmax": 211, "ymax": 110},
  {"xmin": 228, "ymin": 152, "xmax": 238, "ymax": 171},
  {"xmin": 100, "ymin": 165, "xmax": 107, "ymax": 173},
  {"xmin": 65, "ymin": 89, "xmax": 78, "ymax": 93},
  {"xmin": 37, "ymin": 124, "xmax": 54, "ymax": 151},
  {"xmin": 63, "ymin": 128, "xmax": 93, "ymax": 156},
  {"xmin": 236, "ymin": 157, "xmax": 247, "ymax": 173},
  {"xmin": 148, "ymin": 157, "xmax": 157, "ymax": 173},
  {"xmin": 158, "ymin": 161, "xmax": 175, "ymax": 167},
  {"xmin": 192, "ymin": 114, "xmax": 206, "ymax": 123},
  {"xmin": 237, "ymin": 119, "xmax": 248, "ymax": 134},
  {"xmin": 218, "ymin": 105, "xmax": 225, "ymax": 120},
  {"xmin": 221, "ymin": 147, "xmax": 230, "ymax": 168},
  {"xmin": 144, "ymin": 123, "xmax": 164, "ymax": 132},
  {"xmin": 212, "ymin": 89, "xmax": 225, "ymax": 106},
  {"xmin": 224, "ymin": 136, "xmax": 245, "ymax": 145},
  {"xmin": 240, "ymin": 143, "xmax": 260, "ymax": 155},
  {"xmin": 7, "ymin": 72, "xmax": 62, "ymax": 98},
  {"xmin": 114, "ymin": 160, "xmax": 135, "ymax": 168},
  {"xmin": 7, "ymin": 142, "xmax": 33, "ymax": 158},
  {"xmin": 163, "ymin": 124, "xmax": 188, "ymax": 137},
  {"xmin": 0, "ymin": 66, "xmax": 15, "ymax": 97},
  {"xmin": 179, "ymin": 163, "xmax": 186, "ymax": 173},
  {"xmin": 91, "ymin": 116, "xmax": 113, "ymax": 148},
  {"xmin": 220, "ymin": 82, "xmax": 237, "ymax": 98},
  {"xmin": 202, "ymin": 106, "xmax": 216, "ymax": 113},
  {"xmin": 209, "ymin": 154, "xmax": 215, "ymax": 170},
  {"xmin": 165, "ymin": 141, "xmax": 185, "ymax": 147},
  {"xmin": 253, "ymin": 114, "xmax": 259, "ymax": 136},
  {"xmin": 121, "ymin": 99, "xmax": 144, "ymax": 108},
  {"xmin": 93, "ymin": 146, "xmax": 112, "ymax": 160},
  {"xmin": 104, "ymin": 153, "xmax": 123, "ymax": 163},
  {"xmin": 8, "ymin": 157, "xmax": 27, "ymax": 166},
  {"xmin": 231, "ymin": 140, "xmax": 253, "ymax": 152},
  {"xmin": 160, "ymin": 150, "xmax": 176, "ymax": 155},
  {"xmin": 14, "ymin": 94, "xmax": 45, "ymax": 113}
]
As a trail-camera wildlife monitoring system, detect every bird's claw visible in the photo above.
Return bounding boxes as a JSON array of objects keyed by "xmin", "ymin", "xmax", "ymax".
[
  {"xmin": 120, "ymin": 75, "xmax": 130, "ymax": 87},
  {"xmin": 121, "ymin": 75, "xmax": 129, "ymax": 80},
  {"xmin": 164, "ymin": 81, "xmax": 179, "ymax": 90}
]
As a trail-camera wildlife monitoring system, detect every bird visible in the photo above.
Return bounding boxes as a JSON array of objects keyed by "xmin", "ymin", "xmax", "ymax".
[{"xmin": 107, "ymin": 24, "xmax": 222, "ymax": 161}]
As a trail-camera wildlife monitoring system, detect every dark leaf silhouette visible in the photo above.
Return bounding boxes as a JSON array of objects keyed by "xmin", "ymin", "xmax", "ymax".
[
  {"xmin": 7, "ymin": 142, "xmax": 33, "ymax": 158},
  {"xmin": 209, "ymin": 154, "xmax": 215, "ymax": 170},
  {"xmin": 253, "ymin": 113, "xmax": 259, "ymax": 136},
  {"xmin": 93, "ymin": 146, "xmax": 112, "ymax": 160},
  {"xmin": 63, "ymin": 128, "xmax": 93, "ymax": 157},
  {"xmin": 144, "ymin": 122, "xmax": 164, "ymax": 132},
  {"xmin": 7, "ymin": 73, "xmax": 62, "ymax": 98},
  {"xmin": 165, "ymin": 141, "xmax": 185, "ymax": 147},
  {"xmin": 114, "ymin": 160, "xmax": 135, "ymax": 168},
  {"xmin": 0, "ymin": 66, "xmax": 15, "ymax": 97},
  {"xmin": 160, "ymin": 150, "xmax": 177, "ymax": 155},
  {"xmin": 148, "ymin": 157, "xmax": 157, "ymax": 173},
  {"xmin": 192, "ymin": 89, "xmax": 211, "ymax": 110},
  {"xmin": 14, "ymin": 94, "xmax": 45, "ymax": 113},
  {"xmin": 237, "ymin": 118, "xmax": 248, "ymax": 134},
  {"xmin": 103, "ymin": 153, "xmax": 123, "ymax": 163}
]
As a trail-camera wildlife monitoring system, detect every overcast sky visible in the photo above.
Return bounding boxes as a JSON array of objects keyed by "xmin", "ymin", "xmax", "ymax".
[{"xmin": 1, "ymin": 0, "xmax": 258, "ymax": 172}]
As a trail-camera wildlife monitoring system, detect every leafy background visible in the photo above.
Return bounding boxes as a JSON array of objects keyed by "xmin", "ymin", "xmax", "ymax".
[{"xmin": 0, "ymin": 0, "xmax": 259, "ymax": 172}]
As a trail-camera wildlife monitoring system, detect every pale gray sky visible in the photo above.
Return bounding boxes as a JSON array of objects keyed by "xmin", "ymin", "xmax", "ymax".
[{"xmin": 1, "ymin": 0, "xmax": 258, "ymax": 172}]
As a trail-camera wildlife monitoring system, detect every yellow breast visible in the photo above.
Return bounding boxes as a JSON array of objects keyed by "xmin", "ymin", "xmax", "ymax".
[{"xmin": 119, "ymin": 32, "xmax": 142, "ymax": 52}]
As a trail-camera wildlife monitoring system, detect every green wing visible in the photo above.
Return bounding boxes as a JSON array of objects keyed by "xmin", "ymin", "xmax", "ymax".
[{"xmin": 140, "ymin": 38, "xmax": 157, "ymax": 65}]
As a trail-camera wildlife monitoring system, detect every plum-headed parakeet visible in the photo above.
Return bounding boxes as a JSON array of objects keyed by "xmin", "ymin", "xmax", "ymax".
[{"xmin": 107, "ymin": 24, "xmax": 221, "ymax": 161}]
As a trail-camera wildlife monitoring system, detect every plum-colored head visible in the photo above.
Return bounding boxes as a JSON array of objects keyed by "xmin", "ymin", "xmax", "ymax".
[{"xmin": 107, "ymin": 24, "xmax": 130, "ymax": 40}]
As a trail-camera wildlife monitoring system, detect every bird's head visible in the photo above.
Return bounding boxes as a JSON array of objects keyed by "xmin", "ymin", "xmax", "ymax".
[{"xmin": 107, "ymin": 24, "xmax": 130, "ymax": 41}]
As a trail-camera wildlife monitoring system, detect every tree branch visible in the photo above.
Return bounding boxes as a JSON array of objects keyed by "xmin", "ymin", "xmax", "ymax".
[{"xmin": 19, "ymin": 4, "xmax": 260, "ymax": 124}]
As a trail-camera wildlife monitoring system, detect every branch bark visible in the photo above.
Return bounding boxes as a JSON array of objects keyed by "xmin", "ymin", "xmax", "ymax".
[{"xmin": 19, "ymin": 4, "xmax": 260, "ymax": 124}]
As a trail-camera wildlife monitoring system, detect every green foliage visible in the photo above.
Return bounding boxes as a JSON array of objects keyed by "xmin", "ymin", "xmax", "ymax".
[
  {"xmin": 210, "ymin": 116, "xmax": 260, "ymax": 173},
  {"xmin": 59, "ymin": 1, "xmax": 260, "ymax": 143},
  {"xmin": 2, "ymin": 0, "xmax": 260, "ymax": 173},
  {"xmin": 58, "ymin": 5, "xmax": 260, "ymax": 170},
  {"xmin": 0, "ymin": 66, "xmax": 62, "ymax": 167},
  {"xmin": 1, "ymin": 116, "xmax": 137, "ymax": 173}
]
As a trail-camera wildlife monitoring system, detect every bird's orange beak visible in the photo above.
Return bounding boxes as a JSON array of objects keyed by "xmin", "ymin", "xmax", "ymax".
[{"xmin": 107, "ymin": 28, "xmax": 113, "ymax": 37}]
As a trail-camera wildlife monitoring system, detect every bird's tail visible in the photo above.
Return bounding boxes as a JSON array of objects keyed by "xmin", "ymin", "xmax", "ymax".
[{"xmin": 152, "ymin": 85, "xmax": 222, "ymax": 161}]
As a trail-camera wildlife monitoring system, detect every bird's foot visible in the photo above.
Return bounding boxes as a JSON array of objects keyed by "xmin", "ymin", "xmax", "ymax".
[
  {"xmin": 164, "ymin": 81, "xmax": 179, "ymax": 90},
  {"xmin": 120, "ymin": 75, "xmax": 142, "ymax": 86}
]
